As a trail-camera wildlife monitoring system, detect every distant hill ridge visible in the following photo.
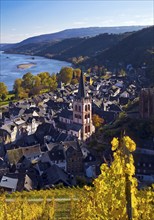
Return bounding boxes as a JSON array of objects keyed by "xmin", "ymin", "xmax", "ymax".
[
  {"xmin": 2, "ymin": 25, "xmax": 154, "ymax": 85},
  {"xmin": 1, "ymin": 26, "xmax": 148, "ymax": 47}
]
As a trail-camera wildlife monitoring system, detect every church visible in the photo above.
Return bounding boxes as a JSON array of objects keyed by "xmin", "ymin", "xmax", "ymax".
[{"xmin": 57, "ymin": 71, "xmax": 95, "ymax": 141}]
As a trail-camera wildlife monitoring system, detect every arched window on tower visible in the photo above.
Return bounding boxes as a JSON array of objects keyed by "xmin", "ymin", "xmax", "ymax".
[
  {"xmin": 88, "ymin": 104, "xmax": 90, "ymax": 111},
  {"xmin": 85, "ymin": 105, "xmax": 88, "ymax": 111}
]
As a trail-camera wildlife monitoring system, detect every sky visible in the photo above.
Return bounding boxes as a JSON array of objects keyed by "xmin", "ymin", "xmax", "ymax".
[{"xmin": 0, "ymin": 0, "xmax": 153, "ymax": 43}]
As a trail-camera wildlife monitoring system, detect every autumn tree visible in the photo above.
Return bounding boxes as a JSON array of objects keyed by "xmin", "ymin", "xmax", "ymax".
[
  {"xmin": 71, "ymin": 68, "xmax": 81, "ymax": 84},
  {"xmin": 33, "ymin": 75, "xmax": 41, "ymax": 88},
  {"xmin": 13, "ymin": 78, "xmax": 22, "ymax": 97},
  {"xmin": 29, "ymin": 75, "xmax": 42, "ymax": 96},
  {"xmin": 92, "ymin": 114, "xmax": 104, "ymax": 128},
  {"xmin": 48, "ymin": 74, "xmax": 58, "ymax": 91},
  {"xmin": 71, "ymin": 78, "xmax": 79, "ymax": 85},
  {"xmin": 58, "ymin": 67, "xmax": 73, "ymax": 84},
  {"xmin": 73, "ymin": 68, "xmax": 81, "ymax": 80},
  {"xmin": 38, "ymin": 72, "xmax": 50, "ymax": 88},
  {"xmin": 0, "ymin": 82, "xmax": 8, "ymax": 100},
  {"xmin": 13, "ymin": 78, "xmax": 29, "ymax": 99},
  {"xmin": 22, "ymin": 72, "xmax": 34, "ymax": 92},
  {"xmin": 119, "ymin": 69, "xmax": 126, "ymax": 77}
]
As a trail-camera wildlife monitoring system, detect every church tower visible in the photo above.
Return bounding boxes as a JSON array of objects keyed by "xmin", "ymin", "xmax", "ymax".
[{"xmin": 73, "ymin": 71, "xmax": 95, "ymax": 141}]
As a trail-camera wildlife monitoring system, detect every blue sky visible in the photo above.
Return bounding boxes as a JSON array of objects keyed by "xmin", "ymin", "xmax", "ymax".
[{"xmin": 1, "ymin": 0, "xmax": 153, "ymax": 43}]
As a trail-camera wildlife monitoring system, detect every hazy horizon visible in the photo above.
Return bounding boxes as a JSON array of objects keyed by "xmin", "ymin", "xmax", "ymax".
[
  {"xmin": 1, "ymin": 0, "xmax": 153, "ymax": 43},
  {"xmin": 1, "ymin": 25, "xmax": 151, "ymax": 44}
]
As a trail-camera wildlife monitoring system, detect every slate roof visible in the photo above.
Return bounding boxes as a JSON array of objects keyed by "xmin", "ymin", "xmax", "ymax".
[
  {"xmin": 48, "ymin": 149, "xmax": 65, "ymax": 161},
  {"xmin": 0, "ymin": 172, "xmax": 34, "ymax": 191},
  {"xmin": 65, "ymin": 141, "xmax": 82, "ymax": 155},
  {"xmin": 46, "ymin": 100, "xmax": 69, "ymax": 111},
  {"xmin": 15, "ymin": 134, "xmax": 38, "ymax": 147},
  {"xmin": 41, "ymin": 164, "xmax": 72, "ymax": 187},
  {"xmin": 67, "ymin": 123, "xmax": 82, "ymax": 132},
  {"xmin": 84, "ymin": 153, "xmax": 96, "ymax": 163},
  {"xmin": 0, "ymin": 174, "xmax": 18, "ymax": 190},
  {"xmin": 24, "ymin": 107, "xmax": 40, "ymax": 114},
  {"xmin": 92, "ymin": 103, "xmax": 116, "ymax": 123},
  {"xmin": 0, "ymin": 123, "xmax": 16, "ymax": 134},
  {"xmin": 37, "ymin": 161, "xmax": 51, "ymax": 172},
  {"xmin": 59, "ymin": 109, "xmax": 73, "ymax": 120},
  {"xmin": 119, "ymin": 97, "xmax": 129, "ymax": 105},
  {"xmin": 9, "ymin": 107, "xmax": 23, "ymax": 117},
  {"xmin": 108, "ymin": 104, "xmax": 122, "ymax": 112},
  {"xmin": 56, "ymin": 133, "xmax": 68, "ymax": 142}
]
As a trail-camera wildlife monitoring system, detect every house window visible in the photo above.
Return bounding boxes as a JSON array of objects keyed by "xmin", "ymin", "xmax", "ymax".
[
  {"xmin": 75, "ymin": 105, "xmax": 77, "ymax": 111},
  {"xmin": 75, "ymin": 114, "xmax": 78, "ymax": 118},
  {"xmin": 75, "ymin": 114, "xmax": 81, "ymax": 119},
  {"xmin": 79, "ymin": 106, "xmax": 81, "ymax": 112},
  {"xmin": 149, "ymin": 164, "xmax": 151, "ymax": 167}
]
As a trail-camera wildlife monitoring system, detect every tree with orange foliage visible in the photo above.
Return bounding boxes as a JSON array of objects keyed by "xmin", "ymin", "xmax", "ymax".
[{"xmin": 92, "ymin": 114, "xmax": 104, "ymax": 128}]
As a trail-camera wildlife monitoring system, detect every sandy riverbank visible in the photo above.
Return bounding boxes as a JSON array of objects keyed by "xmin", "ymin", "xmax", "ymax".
[{"xmin": 17, "ymin": 62, "xmax": 36, "ymax": 69}]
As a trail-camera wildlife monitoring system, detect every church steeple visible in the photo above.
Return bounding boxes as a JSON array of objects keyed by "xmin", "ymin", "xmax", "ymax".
[
  {"xmin": 73, "ymin": 70, "xmax": 95, "ymax": 141},
  {"xmin": 77, "ymin": 71, "xmax": 86, "ymax": 99}
]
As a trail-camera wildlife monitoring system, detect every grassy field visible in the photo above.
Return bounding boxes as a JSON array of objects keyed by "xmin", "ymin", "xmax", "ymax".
[{"xmin": 0, "ymin": 93, "xmax": 16, "ymax": 107}]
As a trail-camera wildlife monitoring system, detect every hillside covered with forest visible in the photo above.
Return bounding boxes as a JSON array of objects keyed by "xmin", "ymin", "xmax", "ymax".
[{"xmin": 4, "ymin": 26, "xmax": 154, "ymax": 83}]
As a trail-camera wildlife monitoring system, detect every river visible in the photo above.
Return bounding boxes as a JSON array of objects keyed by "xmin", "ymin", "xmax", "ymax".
[{"xmin": 0, "ymin": 52, "xmax": 72, "ymax": 91}]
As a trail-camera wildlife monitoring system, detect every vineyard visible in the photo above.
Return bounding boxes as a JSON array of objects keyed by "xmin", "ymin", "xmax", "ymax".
[{"xmin": 0, "ymin": 136, "xmax": 154, "ymax": 220}]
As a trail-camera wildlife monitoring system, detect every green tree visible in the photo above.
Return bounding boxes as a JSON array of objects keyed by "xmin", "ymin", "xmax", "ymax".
[{"xmin": 0, "ymin": 82, "xmax": 8, "ymax": 100}]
